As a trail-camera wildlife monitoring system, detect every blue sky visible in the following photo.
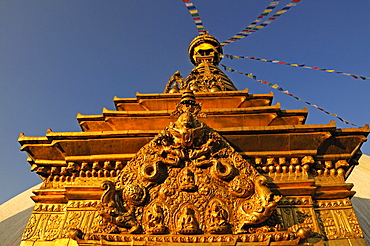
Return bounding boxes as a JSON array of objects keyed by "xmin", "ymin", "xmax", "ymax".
[{"xmin": 1, "ymin": 0, "xmax": 369, "ymax": 204}]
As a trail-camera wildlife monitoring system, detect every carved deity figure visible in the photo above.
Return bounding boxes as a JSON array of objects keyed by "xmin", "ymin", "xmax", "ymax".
[
  {"xmin": 208, "ymin": 202, "xmax": 230, "ymax": 234},
  {"xmin": 177, "ymin": 207, "xmax": 199, "ymax": 234},
  {"xmin": 179, "ymin": 168, "xmax": 197, "ymax": 192},
  {"xmin": 147, "ymin": 204, "xmax": 166, "ymax": 234},
  {"xmin": 169, "ymin": 112, "xmax": 206, "ymax": 149}
]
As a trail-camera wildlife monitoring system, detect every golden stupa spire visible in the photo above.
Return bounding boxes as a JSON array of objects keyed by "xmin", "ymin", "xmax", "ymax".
[{"xmin": 164, "ymin": 34, "xmax": 237, "ymax": 93}]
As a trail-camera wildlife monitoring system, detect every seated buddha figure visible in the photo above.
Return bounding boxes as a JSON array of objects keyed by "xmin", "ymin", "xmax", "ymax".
[{"xmin": 177, "ymin": 207, "xmax": 199, "ymax": 234}]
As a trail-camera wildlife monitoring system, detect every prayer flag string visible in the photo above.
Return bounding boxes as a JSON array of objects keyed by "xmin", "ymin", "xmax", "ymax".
[
  {"xmin": 223, "ymin": 54, "xmax": 370, "ymax": 81},
  {"xmin": 182, "ymin": 0, "xmax": 207, "ymax": 35},
  {"xmin": 221, "ymin": 0, "xmax": 301, "ymax": 46},
  {"xmin": 220, "ymin": 64, "xmax": 358, "ymax": 126}
]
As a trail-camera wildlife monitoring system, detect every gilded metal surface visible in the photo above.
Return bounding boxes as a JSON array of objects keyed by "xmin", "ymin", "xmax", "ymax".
[
  {"xmin": 164, "ymin": 35, "xmax": 237, "ymax": 93},
  {"xmin": 19, "ymin": 35, "xmax": 369, "ymax": 245},
  {"xmin": 95, "ymin": 96, "xmax": 282, "ymax": 237}
]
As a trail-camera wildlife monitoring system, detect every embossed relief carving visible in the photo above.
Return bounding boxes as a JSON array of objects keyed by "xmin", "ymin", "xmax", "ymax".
[
  {"xmin": 146, "ymin": 203, "xmax": 167, "ymax": 234},
  {"xmin": 95, "ymin": 94, "xmax": 283, "ymax": 237},
  {"xmin": 206, "ymin": 199, "xmax": 230, "ymax": 234},
  {"xmin": 282, "ymin": 198, "xmax": 320, "ymax": 233},
  {"xmin": 22, "ymin": 214, "xmax": 39, "ymax": 240},
  {"xmin": 21, "ymin": 200, "xmax": 95, "ymax": 241},
  {"xmin": 43, "ymin": 214, "xmax": 64, "ymax": 241},
  {"xmin": 176, "ymin": 206, "xmax": 200, "ymax": 234},
  {"xmin": 253, "ymin": 156, "xmax": 315, "ymax": 181},
  {"xmin": 316, "ymin": 199, "xmax": 364, "ymax": 240},
  {"xmin": 37, "ymin": 160, "xmax": 124, "ymax": 185},
  {"xmin": 22, "ymin": 203, "xmax": 71, "ymax": 241}
]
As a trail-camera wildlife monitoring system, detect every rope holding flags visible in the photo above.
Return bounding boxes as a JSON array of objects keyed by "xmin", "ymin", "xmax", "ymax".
[
  {"xmin": 220, "ymin": 64, "xmax": 358, "ymax": 126},
  {"xmin": 223, "ymin": 54, "xmax": 370, "ymax": 81},
  {"xmin": 221, "ymin": 0, "xmax": 282, "ymax": 45},
  {"xmin": 221, "ymin": 0, "xmax": 302, "ymax": 46},
  {"xmin": 182, "ymin": 0, "xmax": 207, "ymax": 35},
  {"xmin": 181, "ymin": 1, "xmax": 360, "ymax": 127}
]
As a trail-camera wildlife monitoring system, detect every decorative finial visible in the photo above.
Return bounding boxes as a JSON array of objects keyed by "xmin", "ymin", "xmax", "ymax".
[{"xmin": 171, "ymin": 90, "xmax": 205, "ymax": 118}]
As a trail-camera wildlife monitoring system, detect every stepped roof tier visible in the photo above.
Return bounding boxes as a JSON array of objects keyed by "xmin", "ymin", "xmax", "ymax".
[
  {"xmin": 77, "ymin": 90, "xmax": 308, "ymax": 132},
  {"xmin": 19, "ymin": 92, "xmax": 368, "ymax": 170},
  {"xmin": 18, "ymin": 35, "xmax": 370, "ymax": 246}
]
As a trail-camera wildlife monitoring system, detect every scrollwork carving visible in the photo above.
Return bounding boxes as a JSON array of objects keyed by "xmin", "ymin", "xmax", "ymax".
[
  {"xmin": 123, "ymin": 183, "xmax": 147, "ymax": 206},
  {"xmin": 228, "ymin": 174, "xmax": 254, "ymax": 198},
  {"xmin": 141, "ymin": 161, "xmax": 166, "ymax": 183},
  {"xmin": 210, "ymin": 159, "xmax": 235, "ymax": 181}
]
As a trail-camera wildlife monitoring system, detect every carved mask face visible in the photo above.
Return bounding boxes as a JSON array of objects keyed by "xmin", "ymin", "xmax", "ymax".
[
  {"xmin": 177, "ymin": 112, "xmax": 195, "ymax": 129},
  {"xmin": 192, "ymin": 43, "xmax": 218, "ymax": 65}
]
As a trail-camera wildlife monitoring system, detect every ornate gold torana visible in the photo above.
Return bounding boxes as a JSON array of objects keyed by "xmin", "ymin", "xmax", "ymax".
[{"xmin": 19, "ymin": 35, "xmax": 370, "ymax": 246}]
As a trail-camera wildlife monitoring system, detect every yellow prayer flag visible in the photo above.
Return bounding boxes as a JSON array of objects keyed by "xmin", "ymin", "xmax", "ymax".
[
  {"xmin": 261, "ymin": 59, "xmax": 267, "ymax": 61},
  {"xmin": 276, "ymin": 10, "xmax": 287, "ymax": 14},
  {"xmin": 189, "ymin": 10, "xmax": 198, "ymax": 14},
  {"xmin": 326, "ymin": 70, "xmax": 335, "ymax": 72},
  {"xmin": 272, "ymin": 84, "xmax": 279, "ymax": 88},
  {"xmin": 291, "ymin": 64, "xmax": 298, "ymax": 67},
  {"xmin": 247, "ymin": 25, "xmax": 255, "ymax": 28},
  {"xmin": 263, "ymin": 9, "xmax": 273, "ymax": 13}
]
